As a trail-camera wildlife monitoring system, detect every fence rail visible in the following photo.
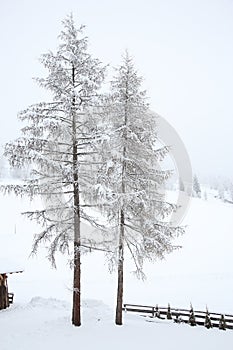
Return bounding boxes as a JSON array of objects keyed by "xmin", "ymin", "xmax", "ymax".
[{"xmin": 123, "ymin": 303, "xmax": 233, "ymax": 330}]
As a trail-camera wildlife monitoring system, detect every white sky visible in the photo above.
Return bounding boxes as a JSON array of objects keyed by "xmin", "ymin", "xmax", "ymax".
[{"xmin": 0, "ymin": 0, "xmax": 233, "ymax": 178}]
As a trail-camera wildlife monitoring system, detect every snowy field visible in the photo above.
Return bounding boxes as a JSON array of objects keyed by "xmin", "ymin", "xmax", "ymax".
[{"xmin": 0, "ymin": 187, "xmax": 233, "ymax": 349}]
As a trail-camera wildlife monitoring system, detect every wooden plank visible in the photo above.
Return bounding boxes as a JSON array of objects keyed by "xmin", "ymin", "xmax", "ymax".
[
  {"xmin": 124, "ymin": 307, "xmax": 154, "ymax": 314},
  {"xmin": 0, "ymin": 270, "xmax": 24, "ymax": 275},
  {"xmin": 123, "ymin": 303, "xmax": 233, "ymax": 330},
  {"xmin": 124, "ymin": 304, "xmax": 233, "ymax": 319}
]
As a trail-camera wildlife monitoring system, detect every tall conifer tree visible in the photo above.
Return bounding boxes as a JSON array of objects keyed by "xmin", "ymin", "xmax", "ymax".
[
  {"xmin": 2, "ymin": 15, "xmax": 105, "ymax": 326},
  {"xmin": 93, "ymin": 52, "xmax": 182, "ymax": 325}
]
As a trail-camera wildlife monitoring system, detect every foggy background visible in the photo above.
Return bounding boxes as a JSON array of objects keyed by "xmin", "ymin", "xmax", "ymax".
[{"xmin": 0, "ymin": 0, "xmax": 232, "ymax": 180}]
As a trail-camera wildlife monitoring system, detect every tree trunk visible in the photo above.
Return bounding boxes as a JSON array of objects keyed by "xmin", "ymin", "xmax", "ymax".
[
  {"xmin": 71, "ymin": 65, "xmax": 81, "ymax": 327},
  {"xmin": 115, "ymin": 82, "xmax": 128, "ymax": 325},
  {"xmin": 72, "ymin": 237, "xmax": 81, "ymax": 326},
  {"xmin": 71, "ymin": 159, "xmax": 81, "ymax": 327},
  {"xmin": 72, "ymin": 176, "xmax": 81, "ymax": 326},
  {"xmin": 115, "ymin": 209, "xmax": 124, "ymax": 325}
]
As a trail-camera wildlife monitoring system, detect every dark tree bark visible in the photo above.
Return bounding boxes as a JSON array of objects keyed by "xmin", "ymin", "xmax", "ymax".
[
  {"xmin": 72, "ymin": 185, "xmax": 81, "ymax": 326},
  {"xmin": 72, "ymin": 237, "xmax": 81, "ymax": 326},
  {"xmin": 115, "ymin": 77, "xmax": 129, "ymax": 325},
  {"xmin": 115, "ymin": 209, "xmax": 124, "ymax": 325},
  {"xmin": 71, "ymin": 65, "xmax": 81, "ymax": 327},
  {"xmin": 115, "ymin": 94, "xmax": 128, "ymax": 324}
]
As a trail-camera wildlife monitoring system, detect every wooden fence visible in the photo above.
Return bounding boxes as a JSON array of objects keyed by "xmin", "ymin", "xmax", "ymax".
[{"xmin": 123, "ymin": 303, "xmax": 233, "ymax": 330}]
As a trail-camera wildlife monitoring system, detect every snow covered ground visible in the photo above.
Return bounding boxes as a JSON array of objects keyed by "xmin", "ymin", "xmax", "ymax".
[{"xmin": 0, "ymin": 188, "xmax": 233, "ymax": 349}]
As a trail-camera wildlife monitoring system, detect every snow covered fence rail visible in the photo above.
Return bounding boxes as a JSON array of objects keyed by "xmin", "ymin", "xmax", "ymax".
[{"xmin": 123, "ymin": 303, "xmax": 233, "ymax": 330}]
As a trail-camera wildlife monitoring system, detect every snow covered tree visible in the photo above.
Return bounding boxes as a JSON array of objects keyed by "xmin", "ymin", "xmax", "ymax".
[
  {"xmin": 193, "ymin": 174, "xmax": 201, "ymax": 198},
  {"xmin": 1, "ymin": 14, "xmax": 105, "ymax": 326},
  {"xmin": 204, "ymin": 190, "xmax": 208, "ymax": 201},
  {"xmin": 218, "ymin": 185, "xmax": 225, "ymax": 201},
  {"xmin": 179, "ymin": 177, "xmax": 185, "ymax": 192},
  {"xmin": 92, "ymin": 52, "xmax": 183, "ymax": 325},
  {"xmin": 228, "ymin": 182, "xmax": 233, "ymax": 202}
]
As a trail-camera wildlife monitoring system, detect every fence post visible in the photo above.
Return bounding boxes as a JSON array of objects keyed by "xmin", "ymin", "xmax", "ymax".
[
  {"xmin": 189, "ymin": 304, "xmax": 196, "ymax": 326},
  {"xmin": 155, "ymin": 304, "xmax": 161, "ymax": 318},
  {"xmin": 219, "ymin": 315, "xmax": 226, "ymax": 331},
  {"xmin": 167, "ymin": 304, "xmax": 172, "ymax": 320},
  {"xmin": 204, "ymin": 308, "xmax": 213, "ymax": 329}
]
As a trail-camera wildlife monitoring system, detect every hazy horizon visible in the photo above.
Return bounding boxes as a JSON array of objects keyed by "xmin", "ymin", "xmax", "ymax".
[{"xmin": 1, "ymin": 0, "xmax": 232, "ymax": 179}]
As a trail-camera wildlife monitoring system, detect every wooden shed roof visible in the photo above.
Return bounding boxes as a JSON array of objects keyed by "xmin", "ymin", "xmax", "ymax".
[{"xmin": 0, "ymin": 270, "xmax": 24, "ymax": 275}]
